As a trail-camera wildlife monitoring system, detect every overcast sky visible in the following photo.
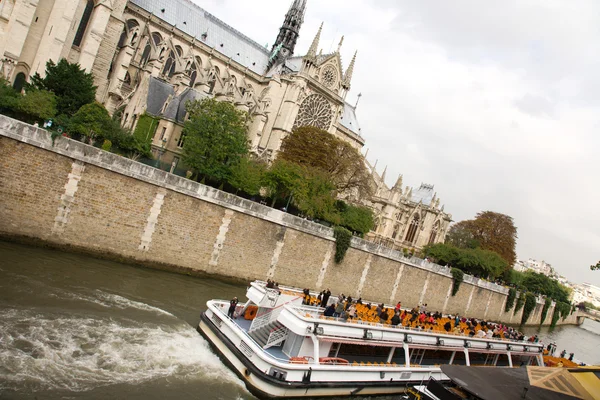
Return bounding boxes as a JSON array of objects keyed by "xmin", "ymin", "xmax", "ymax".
[{"xmin": 195, "ymin": 0, "xmax": 600, "ymax": 287}]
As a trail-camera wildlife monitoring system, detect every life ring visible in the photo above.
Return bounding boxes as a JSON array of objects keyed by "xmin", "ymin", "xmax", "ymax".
[{"xmin": 244, "ymin": 305, "xmax": 258, "ymax": 320}]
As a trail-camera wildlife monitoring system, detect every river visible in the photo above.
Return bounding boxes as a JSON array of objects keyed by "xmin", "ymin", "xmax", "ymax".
[{"xmin": 1, "ymin": 241, "xmax": 599, "ymax": 399}]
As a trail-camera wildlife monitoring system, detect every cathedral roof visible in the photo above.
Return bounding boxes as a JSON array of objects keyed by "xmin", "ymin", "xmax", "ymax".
[
  {"xmin": 339, "ymin": 103, "xmax": 361, "ymax": 135},
  {"xmin": 130, "ymin": 0, "xmax": 270, "ymax": 74},
  {"xmin": 409, "ymin": 184, "xmax": 435, "ymax": 206}
]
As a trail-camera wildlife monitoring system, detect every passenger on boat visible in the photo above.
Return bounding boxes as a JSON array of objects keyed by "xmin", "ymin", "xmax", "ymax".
[
  {"xmin": 228, "ymin": 297, "xmax": 238, "ymax": 318},
  {"xmin": 394, "ymin": 301, "xmax": 402, "ymax": 312},
  {"xmin": 324, "ymin": 303, "xmax": 335, "ymax": 317},
  {"xmin": 320, "ymin": 289, "xmax": 331, "ymax": 307},
  {"xmin": 391, "ymin": 311, "xmax": 401, "ymax": 326},
  {"xmin": 334, "ymin": 302, "xmax": 345, "ymax": 317},
  {"xmin": 347, "ymin": 303, "xmax": 357, "ymax": 319}
]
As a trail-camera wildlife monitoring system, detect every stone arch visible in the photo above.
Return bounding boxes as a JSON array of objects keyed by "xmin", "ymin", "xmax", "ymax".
[
  {"xmin": 428, "ymin": 220, "xmax": 441, "ymax": 245},
  {"xmin": 404, "ymin": 213, "xmax": 420, "ymax": 243},
  {"xmin": 13, "ymin": 72, "xmax": 26, "ymax": 92}
]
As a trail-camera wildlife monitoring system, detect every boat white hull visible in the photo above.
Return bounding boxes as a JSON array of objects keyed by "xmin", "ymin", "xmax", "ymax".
[{"xmin": 198, "ymin": 313, "xmax": 436, "ymax": 399}]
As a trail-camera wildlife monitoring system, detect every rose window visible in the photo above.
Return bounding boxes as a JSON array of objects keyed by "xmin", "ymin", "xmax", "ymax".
[
  {"xmin": 293, "ymin": 94, "xmax": 333, "ymax": 130},
  {"xmin": 321, "ymin": 65, "xmax": 337, "ymax": 88}
]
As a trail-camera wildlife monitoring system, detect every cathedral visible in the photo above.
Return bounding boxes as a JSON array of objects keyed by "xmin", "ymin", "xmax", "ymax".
[{"xmin": 0, "ymin": 0, "xmax": 451, "ymax": 252}]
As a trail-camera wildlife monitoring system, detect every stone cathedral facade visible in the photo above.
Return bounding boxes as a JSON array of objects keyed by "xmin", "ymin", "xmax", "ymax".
[{"xmin": 0, "ymin": 0, "xmax": 451, "ymax": 252}]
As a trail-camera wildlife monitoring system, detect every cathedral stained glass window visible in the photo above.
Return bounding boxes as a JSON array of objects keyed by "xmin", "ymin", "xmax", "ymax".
[
  {"xmin": 293, "ymin": 94, "xmax": 332, "ymax": 131},
  {"xmin": 321, "ymin": 65, "xmax": 337, "ymax": 88}
]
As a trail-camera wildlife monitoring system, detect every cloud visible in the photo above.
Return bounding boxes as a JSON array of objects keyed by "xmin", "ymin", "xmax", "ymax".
[{"xmin": 193, "ymin": 0, "xmax": 600, "ymax": 287}]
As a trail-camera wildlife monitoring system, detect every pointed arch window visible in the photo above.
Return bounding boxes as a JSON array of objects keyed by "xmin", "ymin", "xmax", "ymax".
[
  {"xmin": 208, "ymin": 66, "xmax": 219, "ymax": 94},
  {"xmin": 73, "ymin": 0, "xmax": 94, "ymax": 47},
  {"xmin": 162, "ymin": 50, "xmax": 176, "ymax": 77},
  {"xmin": 405, "ymin": 214, "xmax": 420, "ymax": 243},
  {"xmin": 428, "ymin": 221, "xmax": 440, "ymax": 245}
]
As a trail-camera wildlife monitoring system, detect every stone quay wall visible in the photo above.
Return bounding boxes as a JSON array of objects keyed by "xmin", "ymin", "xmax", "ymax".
[{"xmin": 0, "ymin": 115, "xmax": 579, "ymax": 326}]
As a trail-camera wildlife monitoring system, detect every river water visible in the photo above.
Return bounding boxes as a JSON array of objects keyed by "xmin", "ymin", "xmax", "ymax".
[{"xmin": 0, "ymin": 241, "xmax": 599, "ymax": 399}]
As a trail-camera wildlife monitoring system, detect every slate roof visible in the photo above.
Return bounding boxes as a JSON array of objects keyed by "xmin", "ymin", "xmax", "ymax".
[
  {"xmin": 146, "ymin": 77, "xmax": 208, "ymax": 123},
  {"xmin": 130, "ymin": 0, "xmax": 270, "ymax": 74},
  {"xmin": 146, "ymin": 77, "xmax": 173, "ymax": 116},
  {"xmin": 339, "ymin": 102, "xmax": 360, "ymax": 135}
]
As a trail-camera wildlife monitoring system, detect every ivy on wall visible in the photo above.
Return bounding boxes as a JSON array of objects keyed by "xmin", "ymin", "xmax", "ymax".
[
  {"xmin": 520, "ymin": 293, "xmax": 537, "ymax": 325},
  {"xmin": 514, "ymin": 293, "xmax": 526, "ymax": 315},
  {"xmin": 333, "ymin": 226, "xmax": 352, "ymax": 264},
  {"xmin": 505, "ymin": 288, "xmax": 516, "ymax": 312},
  {"xmin": 451, "ymin": 268, "xmax": 464, "ymax": 296},
  {"xmin": 540, "ymin": 298, "xmax": 552, "ymax": 325},
  {"xmin": 133, "ymin": 113, "xmax": 160, "ymax": 147}
]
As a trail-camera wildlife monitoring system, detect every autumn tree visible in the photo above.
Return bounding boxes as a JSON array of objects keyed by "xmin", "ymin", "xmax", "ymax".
[
  {"xmin": 447, "ymin": 211, "xmax": 517, "ymax": 269},
  {"xmin": 182, "ymin": 98, "xmax": 249, "ymax": 182},
  {"xmin": 278, "ymin": 126, "xmax": 373, "ymax": 199}
]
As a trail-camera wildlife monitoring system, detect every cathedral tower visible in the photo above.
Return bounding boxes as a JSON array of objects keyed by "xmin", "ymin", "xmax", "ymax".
[{"xmin": 267, "ymin": 0, "xmax": 307, "ymax": 70}]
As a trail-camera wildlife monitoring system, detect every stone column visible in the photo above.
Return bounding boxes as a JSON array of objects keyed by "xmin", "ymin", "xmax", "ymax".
[{"xmin": 78, "ymin": 1, "xmax": 112, "ymax": 73}]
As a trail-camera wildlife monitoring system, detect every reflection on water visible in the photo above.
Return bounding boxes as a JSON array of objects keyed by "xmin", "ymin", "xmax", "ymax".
[{"xmin": 0, "ymin": 240, "xmax": 598, "ymax": 399}]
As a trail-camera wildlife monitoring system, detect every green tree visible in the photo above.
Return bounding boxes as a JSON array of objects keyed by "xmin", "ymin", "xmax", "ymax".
[
  {"xmin": 520, "ymin": 271, "xmax": 570, "ymax": 303},
  {"xmin": 279, "ymin": 126, "xmax": 373, "ymax": 199},
  {"xmin": 228, "ymin": 156, "xmax": 267, "ymax": 196},
  {"xmin": 336, "ymin": 201, "xmax": 374, "ymax": 235},
  {"xmin": 0, "ymin": 78, "xmax": 19, "ymax": 113},
  {"xmin": 182, "ymin": 98, "xmax": 249, "ymax": 182},
  {"xmin": 262, "ymin": 159, "xmax": 306, "ymax": 208},
  {"xmin": 446, "ymin": 221, "xmax": 480, "ymax": 249},
  {"xmin": 16, "ymin": 89, "xmax": 57, "ymax": 122},
  {"xmin": 424, "ymin": 243, "xmax": 506, "ymax": 279},
  {"xmin": 68, "ymin": 102, "xmax": 112, "ymax": 141},
  {"xmin": 591, "ymin": 261, "xmax": 599, "ymax": 271},
  {"xmin": 29, "ymin": 59, "xmax": 97, "ymax": 116}
]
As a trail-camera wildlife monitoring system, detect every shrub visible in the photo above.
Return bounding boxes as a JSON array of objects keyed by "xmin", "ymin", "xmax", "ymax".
[
  {"xmin": 333, "ymin": 226, "xmax": 352, "ymax": 264},
  {"xmin": 505, "ymin": 288, "xmax": 516, "ymax": 312},
  {"xmin": 520, "ymin": 293, "xmax": 537, "ymax": 325},
  {"xmin": 451, "ymin": 268, "xmax": 464, "ymax": 296},
  {"xmin": 540, "ymin": 298, "xmax": 552, "ymax": 325},
  {"xmin": 101, "ymin": 139, "xmax": 112, "ymax": 151},
  {"xmin": 514, "ymin": 293, "xmax": 525, "ymax": 315}
]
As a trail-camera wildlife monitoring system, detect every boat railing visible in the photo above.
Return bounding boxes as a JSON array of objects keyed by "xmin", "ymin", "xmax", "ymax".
[{"xmin": 289, "ymin": 305, "xmax": 539, "ymax": 346}]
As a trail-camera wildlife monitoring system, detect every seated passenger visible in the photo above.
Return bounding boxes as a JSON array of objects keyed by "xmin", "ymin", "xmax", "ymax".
[{"xmin": 324, "ymin": 304, "xmax": 335, "ymax": 317}]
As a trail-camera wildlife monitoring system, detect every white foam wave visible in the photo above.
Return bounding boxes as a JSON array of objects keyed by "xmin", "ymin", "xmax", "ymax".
[
  {"xmin": 0, "ymin": 309, "xmax": 244, "ymax": 392},
  {"xmin": 48, "ymin": 288, "xmax": 175, "ymax": 317}
]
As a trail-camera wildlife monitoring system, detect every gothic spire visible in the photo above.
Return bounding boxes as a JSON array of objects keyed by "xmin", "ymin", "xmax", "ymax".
[
  {"xmin": 342, "ymin": 50, "xmax": 357, "ymax": 89},
  {"xmin": 306, "ymin": 22, "xmax": 323, "ymax": 62},
  {"xmin": 267, "ymin": 0, "xmax": 307, "ymax": 70}
]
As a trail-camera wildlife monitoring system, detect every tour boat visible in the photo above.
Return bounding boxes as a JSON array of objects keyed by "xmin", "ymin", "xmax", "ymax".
[{"xmin": 197, "ymin": 280, "xmax": 544, "ymax": 399}]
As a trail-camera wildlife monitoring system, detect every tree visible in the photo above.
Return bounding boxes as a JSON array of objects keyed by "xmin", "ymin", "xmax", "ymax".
[
  {"xmin": 591, "ymin": 261, "xmax": 599, "ymax": 271},
  {"xmin": 0, "ymin": 78, "xmax": 19, "ymax": 113},
  {"xmin": 423, "ymin": 243, "xmax": 506, "ymax": 280},
  {"xmin": 336, "ymin": 201, "xmax": 374, "ymax": 235},
  {"xmin": 182, "ymin": 98, "xmax": 249, "ymax": 182},
  {"xmin": 68, "ymin": 102, "xmax": 112, "ymax": 141},
  {"xmin": 520, "ymin": 271, "xmax": 570, "ymax": 303},
  {"xmin": 279, "ymin": 126, "xmax": 373, "ymax": 199},
  {"xmin": 447, "ymin": 211, "xmax": 517, "ymax": 269},
  {"xmin": 16, "ymin": 89, "xmax": 57, "ymax": 122},
  {"xmin": 446, "ymin": 221, "xmax": 480, "ymax": 249},
  {"xmin": 262, "ymin": 159, "xmax": 306, "ymax": 208},
  {"xmin": 228, "ymin": 156, "xmax": 267, "ymax": 196},
  {"xmin": 29, "ymin": 59, "xmax": 97, "ymax": 116}
]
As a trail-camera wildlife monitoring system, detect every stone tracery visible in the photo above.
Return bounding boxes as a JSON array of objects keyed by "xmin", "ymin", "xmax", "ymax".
[{"xmin": 293, "ymin": 94, "xmax": 332, "ymax": 130}]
